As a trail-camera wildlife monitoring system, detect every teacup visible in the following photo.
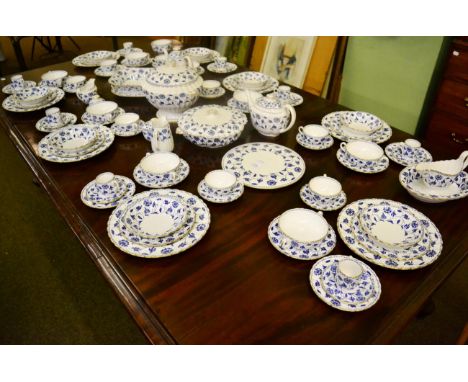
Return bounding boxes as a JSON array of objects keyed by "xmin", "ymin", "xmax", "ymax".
[
  {"xmin": 40, "ymin": 70, "xmax": 68, "ymax": 87},
  {"xmin": 63, "ymin": 75, "xmax": 86, "ymax": 93},
  {"xmin": 125, "ymin": 52, "xmax": 150, "ymax": 66},
  {"xmin": 44, "ymin": 107, "xmax": 66, "ymax": 127},
  {"xmin": 140, "ymin": 152, "xmax": 180, "ymax": 180},
  {"xmin": 112, "ymin": 113, "xmax": 141, "ymax": 135},
  {"xmin": 14, "ymin": 86, "xmax": 49, "ymax": 106},
  {"xmin": 10, "ymin": 74, "xmax": 25, "ymax": 91},
  {"xmin": 93, "ymin": 172, "xmax": 121, "ymax": 200},
  {"xmin": 298, "ymin": 124, "xmax": 331, "ymax": 146},
  {"xmin": 231, "ymin": 90, "xmax": 261, "ymax": 112},
  {"xmin": 335, "ymin": 257, "xmax": 364, "ymax": 290},
  {"xmin": 340, "ymin": 140, "xmax": 384, "ymax": 166},
  {"xmin": 98, "ymin": 59, "xmax": 118, "ymax": 74},
  {"xmin": 204, "ymin": 170, "xmax": 238, "ymax": 196},
  {"xmin": 278, "ymin": 208, "xmax": 328, "ymax": 244},
  {"xmin": 400, "ymin": 138, "xmax": 421, "ymax": 156},
  {"xmin": 276, "ymin": 85, "xmax": 291, "ymax": 101},
  {"xmin": 200, "ymin": 80, "xmax": 222, "ymax": 97},
  {"xmin": 214, "ymin": 56, "xmax": 227, "ymax": 68},
  {"xmin": 85, "ymin": 101, "xmax": 120, "ymax": 124},
  {"xmin": 76, "ymin": 79, "xmax": 98, "ymax": 104},
  {"xmin": 151, "ymin": 39, "xmax": 172, "ymax": 54},
  {"xmin": 308, "ymin": 174, "xmax": 342, "ymax": 198}
]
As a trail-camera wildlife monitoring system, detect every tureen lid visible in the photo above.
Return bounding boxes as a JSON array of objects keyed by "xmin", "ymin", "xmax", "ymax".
[
  {"xmin": 255, "ymin": 94, "xmax": 284, "ymax": 109},
  {"xmin": 146, "ymin": 61, "xmax": 199, "ymax": 87},
  {"xmin": 177, "ymin": 105, "xmax": 248, "ymax": 137}
]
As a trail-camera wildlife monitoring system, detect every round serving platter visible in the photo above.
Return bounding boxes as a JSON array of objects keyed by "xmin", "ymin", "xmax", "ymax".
[{"xmin": 221, "ymin": 142, "xmax": 305, "ymax": 189}]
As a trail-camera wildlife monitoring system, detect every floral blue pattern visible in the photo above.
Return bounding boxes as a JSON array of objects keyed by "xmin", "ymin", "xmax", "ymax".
[
  {"xmin": 300, "ymin": 185, "xmax": 347, "ymax": 211},
  {"xmin": 197, "ymin": 180, "xmax": 244, "ymax": 204},
  {"xmin": 296, "ymin": 132, "xmax": 334, "ymax": 150},
  {"xmin": 385, "ymin": 142, "xmax": 433, "ymax": 166},
  {"xmin": 336, "ymin": 147, "xmax": 389, "ymax": 174},
  {"xmin": 81, "ymin": 176, "xmax": 136, "ymax": 209},
  {"xmin": 222, "ymin": 72, "xmax": 279, "ymax": 93},
  {"xmin": 133, "ymin": 159, "xmax": 190, "ymax": 189}
]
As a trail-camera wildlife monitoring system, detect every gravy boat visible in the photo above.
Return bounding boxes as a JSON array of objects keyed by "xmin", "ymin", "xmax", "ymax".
[{"xmin": 416, "ymin": 151, "xmax": 468, "ymax": 188}]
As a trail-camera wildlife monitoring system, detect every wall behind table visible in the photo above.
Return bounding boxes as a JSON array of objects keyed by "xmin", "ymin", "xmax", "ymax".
[{"xmin": 339, "ymin": 36, "xmax": 444, "ymax": 134}]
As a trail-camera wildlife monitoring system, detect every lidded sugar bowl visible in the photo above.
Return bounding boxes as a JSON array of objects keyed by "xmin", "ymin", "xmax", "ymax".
[{"xmin": 141, "ymin": 57, "xmax": 203, "ymax": 122}]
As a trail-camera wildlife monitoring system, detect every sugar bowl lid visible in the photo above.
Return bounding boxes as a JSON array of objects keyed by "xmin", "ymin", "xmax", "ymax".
[{"xmin": 146, "ymin": 60, "xmax": 199, "ymax": 87}]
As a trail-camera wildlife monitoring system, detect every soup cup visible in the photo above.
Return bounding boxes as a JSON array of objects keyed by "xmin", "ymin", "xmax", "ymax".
[
  {"xmin": 111, "ymin": 113, "xmax": 141, "ymax": 135},
  {"xmin": 308, "ymin": 174, "xmax": 342, "ymax": 198},
  {"xmin": 125, "ymin": 52, "xmax": 150, "ymax": 66},
  {"xmin": 204, "ymin": 170, "xmax": 238, "ymax": 196},
  {"xmin": 151, "ymin": 39, "xmax": 172, "ymax": 54},
  {"xmin": 99, "ymin": 59, "xmax": 118, "ymax": 73},
  {"xmin": 140, "ymin": 152, "xmax": 180, "ymax": 181},
  {"xmin": 14, "ymin": 86, "xmax": 49, "ymax": 106},
  {"xmin": 200, "ymin": 80, "xmax": 222, "ymax": 97},
  {"xmin": 340, "ymin": 140, "xmax": 384, "ymax": 165},
  {"xmin": 278, "ymin": 208, "xmax": 328, "ymax": 244},
  {"xmin": 76, "ymin": 79, "xmax": 98, "ymax": 104},
  {"xmin": 86, "ymin": 101, "xmax": 120, "ymax": 124},
  {"xmin": 240, "ymin": 73, "xmax": 267, "ymax": 90},
  {"xmin": 298, "ymin": 124, "xmax": 331, "ymax": 145},
  {"xmin": 230, "ymin": 90, "xmax": 261, "ymax": 112},
  {"xmin": 335, "ymin": 257, "xmax": 365, "ymax": 290},
  {"xmin": 63, "ymin": 75, "xmax": 86, "ymax": 93},
  {"xmin": 40, "ymin": 70, "xmax": 68, "ymax": 87}
]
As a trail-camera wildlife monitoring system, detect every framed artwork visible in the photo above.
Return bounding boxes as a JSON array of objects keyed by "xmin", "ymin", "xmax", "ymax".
[{"xmin": 260, "ymin": 36, "xmax": 317, "ymax": 88}]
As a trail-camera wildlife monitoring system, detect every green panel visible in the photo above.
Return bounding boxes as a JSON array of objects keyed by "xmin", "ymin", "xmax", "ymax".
[{"xmin": 339, "ymin": 37, "xmax": 444, "ymax": 134}]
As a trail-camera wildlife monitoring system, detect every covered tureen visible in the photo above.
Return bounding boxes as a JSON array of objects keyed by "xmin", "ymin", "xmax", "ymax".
[{"xmin": 140, "ymin": 57, "xmax": 203, "ymax": 122}]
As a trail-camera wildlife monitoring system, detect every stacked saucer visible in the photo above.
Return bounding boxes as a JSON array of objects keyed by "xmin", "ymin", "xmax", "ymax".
[
  {"xmin": 107, "ymin": 188, "xmax": 210, "ymax": 258},
  {"xmin": 198, "ymin": 80, "xmax": 225, "ymax": 99},
  {"xmin": 322, "ymin": 111, "xmax": 392, "ymax": 144},
  {"xmin": 2, "ymin": 85, "xmax": 65, "ymax": 112},
  {"xmin": 37, "ymin": 124, "xmax": 114, "ymax": 163},
  {"xmin": 133, "ymin": 152, "xmax": 190, "ymax": 188},
  {"xmin": 310, "ymin": 255, "xmax": 381, "ymax": 312},
  {"xmin": 385, "ymin": 139, "xmax": 432, "ymax": 166},
  {"xmin": 81, "ymin": 172, "xmax": 136, "ymax": 209},
  {"xmin": 337, "ymin": 198, "xmax": 443, "ymax": 270},
  {"xmin": 121, "ymin": 52, "xmax": 151, "ymax": 67},
  {"xmin": 337, "ymin": 140, "xmax": 389, "ymax": 173},
  {"xmin": 223, "ymin": 71, "xmax": 279, "ymax": 93},
  {"xmin": 2, "ymin": 74, "xmax": 36, "ymax": 94},
  {"xmin": 198, "ymin": 170, "xmax": 244, "ymax": 203},
  {"xmin": 300, "ymin": 174, "xmax": 347, "ymax": 211},
  {"xmin": 36, "ymin": 107, "xmax": 77, "ymax": 133},
  {"xmin": 268, "ymin": 208, "xmax": 336, "ymax": 260},
  {"xmin": 296, "ymin": 124, "xmax": 334, "ymax": 150}
]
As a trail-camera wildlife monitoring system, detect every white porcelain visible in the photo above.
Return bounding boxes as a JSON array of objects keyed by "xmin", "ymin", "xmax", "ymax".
[
  {"xmin": 184, "ymin": 47, "xmax": 216, "ymax": 63},
  {"xmin": 44, "ymin": 107, "xmax": 65, "ymax": 126},
  {"xmin": 111, "ymin": 113, "xmax": 142, "ymax": 137},
  {"xmin": 416, "ymin": 151, "xmax": 468, "ymax": 188},
  {"xmin": 300, "ymin": 184, "xmax": 347, "ymax": 212},
  {"xmin": 249, "ymin": 93, "xmax": 296, "ymax": 137},
  {"xmin": 223, "ymin": 72, "xmax": 279, "ymax": 93},
  {"xmin": 140, "ymin": 152, "xmax": 180, "ymax": 175},
  {"xmin": 336, "ymin": 257, "xmax": 364, "ymax": 289},
  {"xmin": 205, "ymin": 170, "xmax": 237, "ymax": 190},
  {"xmin": 197, "ymin": 179, "xmax": 244, "ymax": 204},
  {"xmin": 36, "ymin": 108, "xmax": 77, "ymax": 132},
  {"xmin": 108, "ymin": 67, "xmax": 152, "ymax": 97},
  {"xmin": 123, "ymin": 51, "xmax": 150, "ymax": 66},
  {"xmin": 276, "ymin": 85, "xmax": 291, "ymax": 100},
  {"xmin": 278, "ymin": 208, "xmax": 328, "ymax": 244},
  {"xmin": 63, "ymin": 75, "xmax": 86, "ymax": 93},
  {"xmin": 340, "ymin": 141, "xmax": 384, "ymax": 161},
  {"xmin": 86, "ymin": 100, "xmax": 119, "ymax": 117},
  {"xmin": 207, "ymin": 59, "xmax": 237, "ymax": 74},
  {"xmin": 13, "ymin": 86, "xmax": 50, "ymax": 106},
  {"xmin": 141, "ymin": 57, "xmax": 203, "ymax": 122},
  {"xmin": 94, "ymin": 172, "xmax": 120, "ymax": 194},
  {"xmin": 81, "ymin": 175, "xmax": 135, "ymax": 209},
  {"xmin": 146, "ymin": 117, "xmax": 174, "ymax": 152},
  {"xmin": 228, "ymin": 90, "xmax": 261, "ymax": 113},
  {"xmin": 133, "ymin": 158, "xmax": 190, "ymax": 189},
  {"xmin": 3, "ymin": 87, "xmax": 65, "ymax": 112},
  {"xmin": 385, "ymin": 140, "xmax": 432, "ymax": 167},
  {"xmin": 308, "ymin": 174, "xmax": 342, "ymax": 197},
  {"xmin": 76, "ymin": 78, "xmax": 98, "ymax": 104},
  {"xmin": 298, "ymin": 124, "xmax": 332, "ymax": 147},
  {"xmin": 72, "ymin": 50, "xmax": 119, "ymax": 67},
  {"xmin": 151, "ymin": 39, "xmax": 172, "ymax": 54},
  {"xmin": 200, "ymin": 80, "xmax": 221, "ymax": 97},
  {"xmin": 40, "ymin": 70, "xmax": 68, "ymax": 87},
  {"xmin": 10, "ymin": 74, "xmax": 24, "ymax": 89}
]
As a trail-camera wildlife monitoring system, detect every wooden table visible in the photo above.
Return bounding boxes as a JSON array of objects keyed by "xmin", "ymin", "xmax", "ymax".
[{"xmin": 1, "ymin": 61, "xmax": 467, "ymax": 344}]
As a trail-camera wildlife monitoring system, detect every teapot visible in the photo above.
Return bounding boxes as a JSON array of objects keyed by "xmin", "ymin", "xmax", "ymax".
[
  {"xmin": 248, "ymin": 93, "xmax": 296, "ymax": 137},
  {"xmin": 144, "ymin": 117, "xmax": 174, "ymax": 153}
]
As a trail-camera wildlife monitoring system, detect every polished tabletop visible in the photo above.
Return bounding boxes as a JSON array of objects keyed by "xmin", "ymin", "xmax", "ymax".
[{"xmin": 1, "ymin": 60, "xmax": 467, "ymax": 344}]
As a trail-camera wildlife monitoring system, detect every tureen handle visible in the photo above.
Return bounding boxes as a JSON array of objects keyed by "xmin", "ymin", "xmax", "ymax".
[{"xmin": 282, "ymin": 104, "xmax": 296, "ymax": 133}]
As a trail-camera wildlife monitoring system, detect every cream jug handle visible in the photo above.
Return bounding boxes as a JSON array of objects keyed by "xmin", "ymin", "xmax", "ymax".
[{"xmin": 283, "ymin": 104, "xmax": 296, "ymax": 132}]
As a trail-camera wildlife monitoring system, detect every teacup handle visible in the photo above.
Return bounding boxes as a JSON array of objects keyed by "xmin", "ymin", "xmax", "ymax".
[
  {"xmin": 282, "ymin": 104, "xmax": 296, "ymax": 133},
  {"xmin": 340, "ymin": 142, "xmax": 347, "ymax": 151},
  {"xmin": 298, "ymin": 126, "xmax": 304, "ymax": 134}
]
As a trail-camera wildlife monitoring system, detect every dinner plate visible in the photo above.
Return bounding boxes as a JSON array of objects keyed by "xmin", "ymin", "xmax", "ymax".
[
  {"xmin": 107, "ymin": 189, "xmax": 210, "ymax": 258},
  {"xmin": 337, "ymin": 198, "xmax": 443, "ymax": 270},
  {"xmin": 221, "ymin": 142, "xmax": 305, "ymax": 189}
]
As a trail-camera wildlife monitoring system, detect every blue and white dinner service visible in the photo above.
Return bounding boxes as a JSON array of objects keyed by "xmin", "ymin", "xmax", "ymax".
[
  {"xmin": 81, "ymin": 172, "xmax": 136, "ymax": 209},
  {"xmin": 94, "ymin": 59, "xmax": 119, "ymax": 77},
  {"xmin": 107, "ymin": 188, "xmax": 210, "ymax": 258},
  {"xmin": 272, "ymin": 85, "xmax": 303, "ymax": 107},
  {"xmin": 296, "ymin": 124, "xmax": 334, "ymax": 150},
  {"xmin": 108, "ymin": 67, "xmax": 151, "ymax": 97},
  {"xmin": 39, "ymin": 70, "xmax": 68, "ymax": 88},
  {"xmin": 110, "ymin": 112, "xmax": 144, "ymax": 137},
  {"xmin": 76, "ymin": 78, "xmax": 99, "ymax": 104},
  {"xmin": 2, "ymin": 74, "xmax": 36, "ymax": 94},
  {"xmin": 310, "ymin": 255, "xmax": 381, "ymax": 312},
  {"xmin": 133, "ymin": 152, "xmax": 190, "ymax": 188},
  {"xmin": 198, "ymin": 80, "xmax": 225, "ymax": 99},
  {"xmin": 121, "ymin": 51, "xmax": 151, "ymax": 67},
  {"xmin": 36, "ymin": 107, "xmax": 77, "ymax": 133},
  {"xmin": 197, "ymin": 170, "xmax": 244, "ymax": 204},
  {"xmin": 62, "ymin": 75, "xmax": 87, "ymax": 93},
  {"xmin": 322, "ymin": 110, "xmax": 392, "ymax": 144},
  {"xmin": 300, "ymin": 174, "xmax": 347, "ymax": 211},
  {"xmin": 337, "ymin": 198, "xmax": 443, "ymax": 270},
  {"xmin": 385, "ymin": 139, "xmax": 432, "ymax": 166},
  {"xmin": 117, "ymin": 41, "xmax": 143, "ymax": 56},
  {"xmin": 151, "ymin": 39, "xmax": 173, "ymax": 55},
  {"xmin": 207, "ymin": 56, "xmax": 238, "ymax": 74},
  {"xmin": 337, "ymin": 140, "xmax": 389, "ymax": 173},
  {"xmin": 142, "ymin": 117, "xmax": 174, "ymax": 153},
  {"xmin": 72, "ymin": 50, "xmax": 120, "ymax": 67},
  {"xmin": 268, "ymin": 208, "xmax": 336, "ymax": 260},
  {"xmin": 222, "ymin": 142, "xmax": 306, "ymax": 189},
  {"xmin": 176, "ymin": 105, "xmax": 248, "ymax": 148},
  {"xmin": 2, "ymin": 85, "xmax": 65, "ymax": 112},
  {"xmin": 81, "ymin": 100, "xmax": 125, "ymax": 125},
  {"xmin": 223, "ymin": 71, "xmax": 279, "ymax": 93},
  {"xmin": 183, "ymin": 47, "xmax": 220, "ymax": 64}
]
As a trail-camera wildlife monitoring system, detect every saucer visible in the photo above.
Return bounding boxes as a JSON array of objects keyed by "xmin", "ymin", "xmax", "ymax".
[
  {"xmin": 207, "ymin": 62, "xmax": 238, "ymax": 74},
  {"xmin": 385, "ymin": 142, "xmax": 433, "ymax": 166},
  {"xmin": 275, "ymin": 92, "xmax": 303, "ymax": 107},
  {"xmin": 81, "ymin": 176, "xmax": 136, "ymax": 209},
  {"xmin": 310, "ymin": 255, "xmax": 381, "ymax": 312},
  {"xmin": 133, "ymin": 159, "xmax": 190, "ymax": 188},
  {"xmin": 110, "ymin": 119, "xmax": 145, "ymax": 137},
  {"xmin": 81, "ymin": 107, "xmax": 125, "ymax": 125},
  {"xmin": 197, "ymin": 180, "xmax": 244, "ymax": 203},
  {"xmin": 199, "ymin": 87, "xmax": 226, "ymax": 99},
  {"xmin": 268, "ymin": 216, "xmax": 336, "ymax": 260},
  {"xmin": 300, "ymin": 185, "xmax": 347, "ymax": 211},
  {"xmin": 399, "ymin": 166, "xmax": 468, "ymax": 203},
  {"xmin": 296, "ymin": 132, "xmax": 334, "ymax": 150},
  {"xmin": 36, "ymin": 113, "xmax": 77, "ymax": 132},
  {"xmin": 337, "ymin": 148, "xmax": 389, "ymax": 174},
  {"xmin": 2, "ymin": 80, "xmax": 36, "ymax": 94}
]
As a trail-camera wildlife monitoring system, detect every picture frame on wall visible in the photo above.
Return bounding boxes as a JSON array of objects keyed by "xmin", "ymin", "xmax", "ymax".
[{"xmin": 260, "ymin": 36, "xmax": 317, "ymax": 88}]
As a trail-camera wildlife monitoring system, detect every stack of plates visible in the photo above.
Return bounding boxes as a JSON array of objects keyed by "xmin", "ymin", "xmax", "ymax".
[
  {"xmin": 223, "ymin": 71, "xmax": 279, "ymax": 93},
  {"xmin": 322, "ymin": 111, "xmax": 392, "ymax": 144},
  {"xmin": 37, "ymin": 124, "xmax": 114, "ymax": 163},
  {"xmin": 107, "ymin": 189, "xmax": 210, "ymax": 258},
  {"xmin": 72, "ymin": 51, "xmax": 120, "ymax": 67},
  {"xmin": 2, "ymin": 86, "xmax": 64, "ymax": 112},
  {"xmin": 337, "ymin": 198, "xmax": 443, "ymax": 270}
]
